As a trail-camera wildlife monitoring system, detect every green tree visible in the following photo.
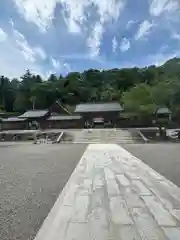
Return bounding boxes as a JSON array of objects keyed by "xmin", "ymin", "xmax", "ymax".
[
  {"xmin": 48, "ymin": 74, "xmax": 58, "ymax": 82},
  {"xmin": 1, "ymin": 57, "xmax": 180, "ymax": 117},
  {"xmin": 122, "ymin": 83, "xmax": 156, "ymax": 118}
]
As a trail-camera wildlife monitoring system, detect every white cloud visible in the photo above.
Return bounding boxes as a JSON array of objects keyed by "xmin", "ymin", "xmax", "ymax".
[
  {"xmin": 135, "ymin": 20, "xmax": 153, "ymax": 40},
  {"xmin": 87, "ymin": 0, "xmax": 125, "ymax": 57},
  {"xmin": 51, "ymin": 58, "xmax": 61, "ymax": 69},
  {"xmin": 13, "ymin": 0, "xmax": 58, "ymax": 32},
  {"xmin": 59, "ymin": 0, "xmax": 125, "ymax": 33},
  {"xmin": 12, "ymin": 30, "xmax": 45, "ymax": 64},
  {"xmin": 13, "ymin": 0, "xmax": 124, "ymax": 33},
  {"xmin": 0, "ymin": 39, "xmax": 44, "ymax": 78},
  {"xmin": 9, "ymin": 19, "xmax": 15, "ymax": 27},
  {"xmin": 112, "ymin": 37, "xmax": 118, "ymax": 53},
  {"xmin": 14, "ymin": 29, "xmax": 36, "ymax": 62},
  {"xmin": 147, "ymin": 51, "xmax": 178, "ymax": 66},
  {"xmin": 141, "ymin": 43, "xmax": 180, "ymax": 66},
  {"xmin": 172, "ymin": 32, "xmax": 180, "ymax": 40},
  {"xmin": 34, "ymin": 47, "xmax": 47, "ymax": 60},
  {"xmin": 120, "ymin": 37, "xmax": 130, "ymax": 52},
  {"xmin": 13, "ymin": 0, "xmax": 125, "ymax": 59},
  {"xmin": 63, "ymin": 62, "xmax": 71, "ymax": 74},
  {"xmin": 92, "ymin": 0, "xmax": 125, "ymax": 23},
  {"xmin": 60, "ymin": 0, "xmax": 122, "ymax": 33},
  {"xmin": 87, "ymin": 22, "xmax": 104, "ymax": 58},
  {"xmin": 13, "ymin": 29, "xmax": 47, "ymax": 62},
  {"xmin": 63, "ymin": 62, "xmax": 71, "ymax": 70},
  {"xmin": 0, "ymin": 28, "xmax": 8, "ymax": 42},
  {"xmin": 126, "ymin": 20, "xmax": 135, "ymax": 29},
  {"xmin": 50, "ymin": 57, "xmax": 71, "ymax": 74},
  {"xmin": 60, "ymin": 0, "xmax": 89, "ymax": 33},
  {"xmin": 149, "ymin": 0, "xmax": 179, "ymax": 17}
]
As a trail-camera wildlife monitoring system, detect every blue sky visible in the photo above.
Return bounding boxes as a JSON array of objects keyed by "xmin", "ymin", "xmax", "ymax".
[{"xmin": 0, "ymin": 0, "xmax": 180, "ymax": 78}]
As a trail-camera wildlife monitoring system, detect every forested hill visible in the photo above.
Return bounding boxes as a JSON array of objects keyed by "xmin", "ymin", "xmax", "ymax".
[{"xmin": 1, "ymin": 57, "xmax": 180, "ymax": 117}]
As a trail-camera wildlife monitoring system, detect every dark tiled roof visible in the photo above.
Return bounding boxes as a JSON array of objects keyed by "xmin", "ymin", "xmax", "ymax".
[
  {"xmin": 2, "ymin": 117, "xmax": 26, "ymax": 122},
  {"xmin": 47, "ymin": 115, "xmax": 81, "ymax": 121},
  {"xmin": 19, "ymin": 110, "xmax": 49, "ymax": 118},
  {"xmin": 156, "ymin": 107, "xmax": 172, "ymax": 114},
  {"xmin": 75, "ymin": 102, "xmax": 123, "ymax": 113}
]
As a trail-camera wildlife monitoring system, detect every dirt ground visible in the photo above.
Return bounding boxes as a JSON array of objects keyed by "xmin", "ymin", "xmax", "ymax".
[{"xmin": 0, "ymin": 143, "xmax": 87, "ymax": 240}]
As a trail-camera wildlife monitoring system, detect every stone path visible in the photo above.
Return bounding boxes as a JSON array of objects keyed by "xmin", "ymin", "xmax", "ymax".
[{"xmin": 34, "ymin": 144, "xmax": 180, "ymax": 240}]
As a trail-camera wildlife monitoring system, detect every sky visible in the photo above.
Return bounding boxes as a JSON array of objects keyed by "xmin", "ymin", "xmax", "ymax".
[{"xmin": 0, "ymin": 0, "xmax": 180, "ymax": 78}]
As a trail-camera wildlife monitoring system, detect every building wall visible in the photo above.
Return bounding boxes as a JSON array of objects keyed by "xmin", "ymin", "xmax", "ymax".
[
  {"xmin": 81, "ymin": 111, "xmax": 119, "ymax": 118},
  {"xmin": 81, "ymin": 111, "xmax": 119, "ymax": 127},
  {"xmin": 25, "ymin": 115, "xmax": 50, "ymax": 129},
  {"xmin": 2, "ymin": 122, "xmax": 27, "ymax": 130},
  {"xmin": 40, "ymin": 119, "xmax": 83, "ymax": 129}
]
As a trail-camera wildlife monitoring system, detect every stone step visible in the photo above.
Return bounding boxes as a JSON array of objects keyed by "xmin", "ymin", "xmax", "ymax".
[
  {"xmin": 73, "ymin": 129, "xmax": 142, "ymax": 144},
  {"xmin": 74, "ymin": 140, "xmax": 135, "ymax": 144}
]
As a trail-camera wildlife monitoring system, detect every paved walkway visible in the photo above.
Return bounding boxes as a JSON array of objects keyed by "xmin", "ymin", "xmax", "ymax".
[{"xmin": 35, "ymin": 144, "xmax": 180, "ymax": 240}]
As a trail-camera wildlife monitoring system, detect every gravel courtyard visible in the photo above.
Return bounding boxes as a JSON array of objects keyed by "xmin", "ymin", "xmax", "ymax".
[
  {"xmin": 0, "ymin": 143, "xmax": 87, "ymax": 240},
  {"xmin": 124, "ymin": 143, "xmax": 180, "ymax": 187},
  {"xmin": 1, "ymin": 142, "xmax": 180, "ymax": 240}
]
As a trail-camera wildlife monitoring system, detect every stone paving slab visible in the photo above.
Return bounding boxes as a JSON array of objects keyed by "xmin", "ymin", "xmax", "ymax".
[{"xmin": 34, "ymin": 144, "xmax": 180, "ymax": 240}]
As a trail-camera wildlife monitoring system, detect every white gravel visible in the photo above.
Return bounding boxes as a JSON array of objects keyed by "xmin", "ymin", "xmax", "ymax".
[{"xmin": 0, "ymin": 143, "xmax": 86, "ymax": 240}]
